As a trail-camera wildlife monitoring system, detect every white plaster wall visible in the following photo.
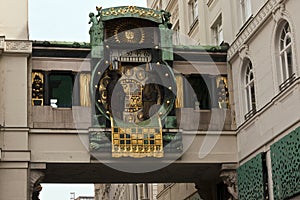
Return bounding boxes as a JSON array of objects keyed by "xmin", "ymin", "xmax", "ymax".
[
  {"xmin": 2, "ymin": 56, "xmax": 28, "ymax": 127},
  {"xmin": 286, "ymin": 0, "xmax": 300, "ymax": 77},
  {"xmin": 231, "ymin": 0, "xmax": 300, "ymax": 162},
  {"xmin": 0, "ymin": 167, "xmax": 29, "ymax": 200},
  {"xmin": 0, "ymin": 0, "xmax": 29, "ymax": 40},
  {"xmin": 0, "ymin": 57, "xmax": 4, "ymax": 126}
]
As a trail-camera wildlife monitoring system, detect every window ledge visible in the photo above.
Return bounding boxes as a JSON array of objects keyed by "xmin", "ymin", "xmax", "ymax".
[
  {"xmin": 238, "ymin": 76, "xmax": 300, "ymax": 131},
  {"xmin": 207, "ymin": 0, "xmax": 215, "ymax": 7},
  {"xmin": 236, "ymin": 15, "xmax": 253, "ymax": 38},
  {"xmin": 279, "ymin": 73, "xmax": 297, "ymax": 91},
  {"xmin": 188, "ymin": 18, "xmax": 199, "ymax": 36}
]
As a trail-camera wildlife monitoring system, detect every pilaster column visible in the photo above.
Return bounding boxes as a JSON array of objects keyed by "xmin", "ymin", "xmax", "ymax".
[{"xmin": 220, "ymin": 164, "xmax": 238, "ymax": 200}]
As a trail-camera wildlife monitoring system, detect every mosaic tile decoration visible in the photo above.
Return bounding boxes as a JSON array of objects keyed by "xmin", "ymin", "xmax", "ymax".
[
  {"xmin": 271, "ymin": 126, "xmax": 300, "ymax": 200},
  {"xmin": 237, "ymin": 153, "xmax": 265, "ymax": 200}
]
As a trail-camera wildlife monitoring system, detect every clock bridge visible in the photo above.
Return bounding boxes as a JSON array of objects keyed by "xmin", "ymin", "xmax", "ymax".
[{"xmin": 0, "ymin": 6, "xmax": 237, "ymax": 200}]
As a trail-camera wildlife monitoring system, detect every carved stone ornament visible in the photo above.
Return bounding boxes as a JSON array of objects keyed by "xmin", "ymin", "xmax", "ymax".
[
  {"xmin": 220, "ymin": 169, "xmax": 238, "ymax": 200},
  {"xmin": 238, "ymin": 44, "xmax": 249, "ymax": 60},
  {"xmin": 272, "ymin": 3, "xmax": 286, "ymax": 23},
  {"xmin": 4, "ymin": 40, "xmax": 32, "ymax": 54},
  {"xmin": 30, "ymin": 170, "xmax": 45, "ymax": 200},
  {"xmin": 227, "ymin": 0, "xmax": 281, "ymax": 60}
]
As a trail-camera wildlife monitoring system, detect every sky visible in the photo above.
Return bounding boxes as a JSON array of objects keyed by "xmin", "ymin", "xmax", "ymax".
[
  {"xmin": 29, "ymin": 1, "xmax": 147, "ymax": 199},
  {"xmin": 29, "ymin": 0, "xmax": 147, "ymax": 42}
]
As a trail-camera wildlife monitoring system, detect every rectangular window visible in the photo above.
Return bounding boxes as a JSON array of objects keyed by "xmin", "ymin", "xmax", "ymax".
[
  {"xmin": 241, "ymin": 0, "xmax": 252, "ymax": 22},
  {"xmin": 49, "ymin": 72, "xmax": 74, "ymax": 108},
  {"xmin": 184, "ymin": 74, "xmax": 211, "ymax": 110},
  {"xmin": 189, "ymin": 0, "xmax": 198, "ymax": 25},
  {"xmin": 212, "ymin": 15, "xmax": 223, "ymax": 45},
  {"xmin": 173, "ymin": 21, "xmax": 180, "ymax": 45}
]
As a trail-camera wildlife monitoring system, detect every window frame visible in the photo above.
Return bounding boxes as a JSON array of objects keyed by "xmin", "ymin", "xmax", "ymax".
[
  {"xmin": 240, "ymin": 0, "xmax": 252, "ymax": 23},
  {"xmin": 277, "ymin": 21, "xmax": 296, "ymax": 91},
  {"xmin": 189, "ymin": 0, "xmax": 198, "ymax": 26},
  {"xmin": 243, "ymin": 59, "xmax": 256, "ymax": 120},
  {"xmin": 172, "ymin": 20, "xmax": 180, "ymax": 45},
  {"xmin": 211, "ymin": 15, "xmax": 223, "ymax": 45},
  {"xmin": 48, "ymin": 71, "xmax": 75, "ymax": 108}
]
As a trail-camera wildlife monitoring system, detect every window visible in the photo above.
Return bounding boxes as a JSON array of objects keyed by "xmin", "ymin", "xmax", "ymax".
[
  {"xmin": 278, "ymin": 21, "xmax": 295, "ymax": 90},
  {"xmin": 184, "ymin": 74, "xmax": 211, "ymax": 110},
  {"xmin": 244, "ymin": 59, "xmax": 256, "ymax": 120},
  {"xmin": 189, "ymin": 0, "xmax": 198, "ymax": 25},
  {"xmin": 49, "ymin": 73, "xmax": 74, "ymax": 108},
  {"xmin": 173, "ymin": 21, "xmax": 180, "ymax": 45},
  {"xmin": 241, "ymin": 0, "xmax": 251, "ymax": 22},
  {"xmin": 212, "ymin": 15, "xmax": 223, "ymax": 45}
]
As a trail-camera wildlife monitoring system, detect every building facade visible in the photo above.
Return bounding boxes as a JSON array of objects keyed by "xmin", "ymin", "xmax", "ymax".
[
  {"xmin": 95, "ymin": 184, "xmax": 158, "ymax": 200},
  {"xmin": 147, "ymin": 0, "xmax": 300, "ymax": 199},
  {"xmin": 0, "ymin": 0, "xmax": 299, "ymax": 200}
]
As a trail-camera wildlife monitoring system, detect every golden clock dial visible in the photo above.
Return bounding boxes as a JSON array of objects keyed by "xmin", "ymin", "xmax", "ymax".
[{"xmin": 113, "ymin": 22, "xmax": 145, "ymax": 44}]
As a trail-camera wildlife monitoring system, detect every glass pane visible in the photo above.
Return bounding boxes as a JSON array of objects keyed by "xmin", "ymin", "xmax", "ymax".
[
  {"xmin": 280, "ymin": 38, "xmax": 284, "ymax": 50},
  {"xmin": 250, "ymin": 84, "xmax": 256, "ymax": 110},
  {"xmin": 285, "ymin": 35, "xmax": 291, "ymax": 46},
  {"xmin": 49, "ymin": 74, "xmax": 73, "ymax": 107},
  {"xmin": 246, "ymin": 87, "xmax": 251, "ymax": 111},
  {"xmin": 287, "ymin": 47, "xmax": 293, "ymax": 77},
  {"xmin": 281, "ymin": 54, "xmax": 287, "ymax": 80}
]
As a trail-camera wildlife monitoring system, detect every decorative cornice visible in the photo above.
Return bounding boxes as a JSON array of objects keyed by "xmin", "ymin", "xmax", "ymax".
[
  {"xmin": 101, "ymin": 6, "xmax": 162, "ymax": 23},
  {"xmin": 227, "ymin": 0, "xmax": 280, "ymax": 61}
]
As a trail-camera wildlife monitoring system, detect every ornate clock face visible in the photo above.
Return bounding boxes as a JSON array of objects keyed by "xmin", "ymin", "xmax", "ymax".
[{"xmin": 113, "ymin": 22, "xmax": 145, "ymax": 44}]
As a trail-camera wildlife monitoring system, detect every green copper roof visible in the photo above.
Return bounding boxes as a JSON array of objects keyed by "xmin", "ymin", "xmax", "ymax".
[
  {"xmin": 174, "ymin": 45, "xmax": 228, "ymax": 52},
  {"xmin": 32, "ymin": 40, "xmax": 91, "ymax": 48},
  {"xmin": 32, "ymin": 41, "xmax": 227, "ymax": 52}
]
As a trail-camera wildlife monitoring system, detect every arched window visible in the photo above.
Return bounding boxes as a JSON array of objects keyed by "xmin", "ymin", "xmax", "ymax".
[
  {"xmin": 278, "ymin": 21, "xmax": 295, "ymax": 90},
  {"xmin": 244, "ymin": 59, "xmax": 256, "ymax": 120}
]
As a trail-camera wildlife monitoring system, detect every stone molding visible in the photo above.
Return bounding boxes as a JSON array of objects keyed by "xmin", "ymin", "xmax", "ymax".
[
  {"xmin": 0, "ymin": 37, "xmax": 32, "ymax": 55},
  {"xmin": 227, "ymin": 0, "xmax": 282, "ymax": 61},
  {"xmin": 238, "ymin": 44, "xmax": 249, "ymax": 60},
  {"xmin": 220, "ymin": 164, "xmax": 238, "ymax": 200},
  {"xmin": 5, "ymin": 40, "xmax": 32, "ymax": 54},
  {"xmin": 272, "ymin": 3, "xmax": 286, "ymax": 22}
]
